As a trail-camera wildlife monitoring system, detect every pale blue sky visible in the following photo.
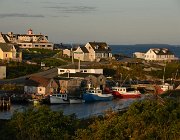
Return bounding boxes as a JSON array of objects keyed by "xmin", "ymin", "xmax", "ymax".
[{"xmin": 0, "ymin": 0, "xmax": 180, "ymax": 44}]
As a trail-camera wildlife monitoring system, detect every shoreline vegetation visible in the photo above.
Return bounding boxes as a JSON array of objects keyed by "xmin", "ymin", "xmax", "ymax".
[{"xmin": 0, "ymin": 93, "xmax": 180, "ymax": 140}]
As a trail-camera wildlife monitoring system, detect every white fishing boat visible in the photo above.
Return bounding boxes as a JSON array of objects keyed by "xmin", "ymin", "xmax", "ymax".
[{"xmin": 50, "ymin": 94, "xmax": 69, "ymax": 104}]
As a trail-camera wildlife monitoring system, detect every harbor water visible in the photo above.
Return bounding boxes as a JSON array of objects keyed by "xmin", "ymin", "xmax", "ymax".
[{"xmin": 0, "ymin": 96, "xmax": 144, "ymax": 120}]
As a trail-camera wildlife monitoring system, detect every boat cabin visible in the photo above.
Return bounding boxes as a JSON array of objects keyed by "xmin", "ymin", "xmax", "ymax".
[
  {"xmin": 86, "ymin": 88, "xmax": 102, "ymax": 94},
  {"xmin": 159, "ymin": 83, "xmax": 174, "ymax": 92},
  {"xmin": 112, "ymin": 87, "xmax": 127, "ymax": 93},
  {"xmin": 51, "ymin": 94, "xmax": 68, "ymax": 100}
]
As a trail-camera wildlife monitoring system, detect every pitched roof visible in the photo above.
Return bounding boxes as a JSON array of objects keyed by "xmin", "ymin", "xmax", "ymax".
[
  {"xmin": 89, "ymin": 42, "xmax": 107, "ymax": 48},
  {"xmin": 1, "ymin": 34, "xmax": 10, "ymax": 43},
  {"xmin": 88, "ymin": 42, "xmax": 111, "ymax": 52},
  {"xmin": 0, "ymin": 43, "xmax": 14, "ymax": 52},
  {"xmin": 150, "ymin": 48, "xmax": 174, "ymax": 55},
  {"xmin": 81, "ymin": 47, "xmax": 89, "ymax": 53},
  {"xmin": 25, "ymin": 76, "xmax": 51, "ymax": 87}
]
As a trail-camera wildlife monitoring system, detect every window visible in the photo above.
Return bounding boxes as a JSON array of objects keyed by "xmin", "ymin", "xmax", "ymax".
[
  {"xmin": 84, "ymin": 70, "xmax": 87, "ymax": 72},
  {"xmin": 6, "ymin": 54, "xmax": 8, "ymax": 57},
  {"xmin": 60, "ymin": 70, "xmax": 65, "ymax": 72},
  {"xmin": 39, "ymin": 88, "xmax": 42, "ymax": 91}
]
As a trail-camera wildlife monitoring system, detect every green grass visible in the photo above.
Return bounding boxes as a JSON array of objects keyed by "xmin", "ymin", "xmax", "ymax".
[{"xmin": 6, "ymin": 62, "xmax": 41, "ymax": 79}]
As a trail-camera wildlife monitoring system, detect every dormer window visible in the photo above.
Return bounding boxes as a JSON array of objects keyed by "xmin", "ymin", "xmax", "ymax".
[
  {"xmin": 162, "ymin": 49, "xmax": 167, "ymax": 53},
  {"xmin": 155, "ymin": 50, "xmax": 159, "ymax": 53},
  {"xmin": 95, "ymin": 45, "xmax": 98, "ymax": 49}
]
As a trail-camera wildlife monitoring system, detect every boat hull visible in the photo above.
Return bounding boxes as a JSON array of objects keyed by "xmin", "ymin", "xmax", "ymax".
[
  {"xmin": 112, "ymin": 91, "xmax": 141, "ymax": 99},
  {"xmin": 69, "ymin": 98, "xmax": 85, "ymax": 104},
  {"xmin": 83, "ymin": 93, "xmax": 113, "ymax": 102},
  {"xmin": 50, "ymin": 95, "xmax": 69, "ymax": 104}
]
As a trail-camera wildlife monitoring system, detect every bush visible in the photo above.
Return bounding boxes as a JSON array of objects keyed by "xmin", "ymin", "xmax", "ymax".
[{"xmin": 2, "ymin": 106, "xmax": 79, "ymax": 140}]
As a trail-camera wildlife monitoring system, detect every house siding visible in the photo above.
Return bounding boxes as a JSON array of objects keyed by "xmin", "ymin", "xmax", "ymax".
[
  {"xmin": 0, "ymin": 66, "xmax": 6, "ymax": 79},
  {"xmin": 73, "ymin": 47, "xmax": 84, "ymax": 61},
  {"xmin": 58, "ymin": 68, "xmax": 103, "ymax": 75},
  {"xmin": 85, "ymin": 43, "xmax": 96, "ymax": 61},
  {"xmin": 145, "ymin": 48, "xmax": 177, "ymax": 61}
]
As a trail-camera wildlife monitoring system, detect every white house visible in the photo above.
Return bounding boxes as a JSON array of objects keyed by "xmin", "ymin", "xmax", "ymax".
[
  {"xmin": 0, "ymin": 29, "xmax": 54, "ymax": 50},
  {"xmin": 73, "ymin": 46, "xmax": 89, "ymax": 61},
  {"xmin": 58, "ymin": 68, "xmax": 103, "ymax": 75},
  {"xmin": 62, "ymin": 42, "xmax": 112, "ymax": 62},
  {"xmin": 144, "ymin": 48, "xmax": 178, "ymax": 61},
  {"xmin": 133, "ymin": 52, "xmax": 145, "ymax": 59},
  {"xmin": 63, "ymin": 49, "xmax": 71, "ymax": 57},
  {"xmin": 84, "ymin": 42, "xmax": 112, "ymax": 61}
]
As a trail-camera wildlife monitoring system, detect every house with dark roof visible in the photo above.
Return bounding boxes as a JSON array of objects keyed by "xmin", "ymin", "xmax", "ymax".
[
  {"xmin": 62, "ymin": 42, "xmax": 112, "ymax": 61},
  {"xmin": 24, "ymin": 76, "xmax": 58, "ymax": 95},
  {"xmin": 0, "ymin": 43, "xmax": 22, "ymax": 61},
  {"xmin": 144, "ymin": 48, "xmax": 178, "ymax": 61},
  {"xmin": 0, "ymin": 29, "xmax": 54, "ymax": 50},
  {"xmin": 84, "ymin": 42, "xmax": 112, "ymax": 61}
]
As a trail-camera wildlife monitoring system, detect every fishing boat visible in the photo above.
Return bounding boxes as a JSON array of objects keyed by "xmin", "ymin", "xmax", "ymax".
[
  {"xmin": 157, "ymin": 64, "xmax": 174, "ymax": 93},
  {"xmin": 83, "ymin": 88, "xmax": 113, "ymax": 102},
  {"xmin": 49, "ymin": 94, "xmax": 69, "ymax": 104},
  {"xmin": 111, "ymin": 87, "xmax": 141, "ymax": 98},
  {"xmin": 154, "ymin": 83, "xmax": 174, "ymax": 94},
  {"xmin": 159, "ymin": 83, "xmax": 174, "ymax": 92}
]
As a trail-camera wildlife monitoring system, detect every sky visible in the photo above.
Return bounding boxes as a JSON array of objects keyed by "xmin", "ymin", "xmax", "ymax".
[{"xmin": 0, "ymin": 0, "xmax": 180, "ymax": 45}]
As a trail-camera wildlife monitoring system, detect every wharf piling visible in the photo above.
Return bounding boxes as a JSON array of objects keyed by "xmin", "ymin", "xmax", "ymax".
[{"xmin": 0, "ymin": 97, "xmax": 11, "ymax": 111}]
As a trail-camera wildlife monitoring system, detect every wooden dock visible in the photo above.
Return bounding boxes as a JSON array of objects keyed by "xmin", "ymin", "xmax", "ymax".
[{"xmin": 0, "ymin": 97, "xmax": 11, "ymax": 111}]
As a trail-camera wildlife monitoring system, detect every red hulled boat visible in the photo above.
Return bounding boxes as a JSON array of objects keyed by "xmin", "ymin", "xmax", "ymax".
[{"xmin": 111, "ymin": 87, "xmax": 141, "ymax": 98}]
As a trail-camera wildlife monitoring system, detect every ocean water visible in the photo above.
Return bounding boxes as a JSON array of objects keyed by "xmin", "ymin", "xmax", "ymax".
[{"xmin": 110, "ymin": 44, "xmax": 180, "ymax": 58}]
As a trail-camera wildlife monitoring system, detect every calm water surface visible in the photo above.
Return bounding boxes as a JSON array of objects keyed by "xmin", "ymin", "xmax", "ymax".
[{"xmin": 0, "ymin": 97, "xmax": 144, "ymax": 120}]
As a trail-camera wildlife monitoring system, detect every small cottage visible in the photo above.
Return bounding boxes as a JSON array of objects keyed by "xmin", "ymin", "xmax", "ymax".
[{"xmin": 24, "ymin": 76, "xmax": 58, "ymax": 95}]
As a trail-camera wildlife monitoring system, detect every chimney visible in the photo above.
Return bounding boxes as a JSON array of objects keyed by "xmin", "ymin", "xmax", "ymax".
[{"xmin": 28, "ymin": 29, "xmax": 33, "ymax": 35}]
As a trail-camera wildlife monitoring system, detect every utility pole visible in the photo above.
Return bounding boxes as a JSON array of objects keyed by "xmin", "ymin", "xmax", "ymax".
[
  {"xmin": 78, "ymin": 57, "xmax": 80, "ymax": 71},
  {"xmin": 162, "ymin": 64, "xmax": 166, "ymax": 84},
  {"xmin": 71, "ymin": 44, "xmax": 74, "ymax": 64}
]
